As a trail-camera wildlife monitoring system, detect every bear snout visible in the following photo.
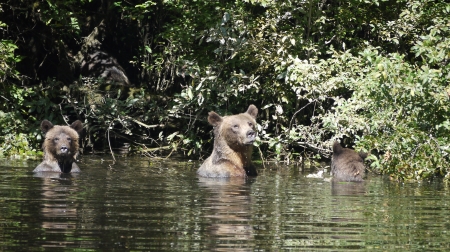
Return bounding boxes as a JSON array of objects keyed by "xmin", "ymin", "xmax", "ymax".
[
  {"xmin": 245, "ymin": 130, "xmax": 256, "ymax": 144},
  {"xmin": 60, "ymin": 146, "xmax": 69, "ymax": 154}
]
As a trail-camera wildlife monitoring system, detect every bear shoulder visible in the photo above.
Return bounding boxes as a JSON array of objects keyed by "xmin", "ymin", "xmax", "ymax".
[{"xmin": 33, "ymin": 161, "xmax": 81, "ymax": 173}]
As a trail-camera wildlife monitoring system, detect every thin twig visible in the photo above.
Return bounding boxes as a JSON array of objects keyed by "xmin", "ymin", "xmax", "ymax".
[
  {"xmin": 165, "ymin": 147, "xmax": 175, "ymax": 159},
  {"xmin": 257, "ymin": 146, "xmax": 266, "ymax": 169},
  {"xmin": 141, "ymin": 145, "xmax": 172, "ymax": 152},
  {"xmin": 59, "ymin": 104, "xmax": 69, "ymax": 125},
  {"xmin": 107, "ymin": 121, "xmax": 116, "ymax": 162},
  {"xmin": 288, "ymin": 100, "xmax": 316, "ymax": 132},
  {"xmin": 325, "ymin": 35, "xmax": 336, "ymax": 45},
  {"xmin": 123, "ymin": 115, "xmax": 164, "ymax": 128}
]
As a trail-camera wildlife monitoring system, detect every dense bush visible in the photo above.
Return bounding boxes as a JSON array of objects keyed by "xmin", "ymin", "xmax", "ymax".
[{"xmin": 0, "ymin": 0, "xmax": 449, "ymax": 181}]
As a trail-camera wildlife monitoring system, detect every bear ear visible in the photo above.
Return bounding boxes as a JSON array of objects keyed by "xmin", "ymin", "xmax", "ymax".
[
  {"xmin": 70, "ymin": 120, "xmax": 83, "ymax": 133},
  {"xmin": 41, "ymin": 120, "xmax": 54, "ymax": 134},
  {"xmin": 358, "ymin": 151, "xmax": 368, "ymax": 160},
  {"xmin": 332, "ymin": 141, "xmax": 343, "ymax": 154},
  {"xmin": 246, "ymin": 104, "xmax": 258, "ymax": 119},
  {"xmin": 208, "ymin": 111, "xmax": 223, "ymax": 127}
]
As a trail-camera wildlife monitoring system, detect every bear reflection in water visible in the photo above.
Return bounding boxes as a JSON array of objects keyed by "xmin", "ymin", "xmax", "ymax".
[
  {"xmin": 197, "ymin": 176, "xmax": 255, "ymax": 250},
  {"xmin": 33, "ymin": 120, "xmax": 83, "ymax": 173},
  {"xmin": 331, "ymin": 180, "xmax": 367, "ymax": 196},
  {"xmin": 33, "ymin": 172, "xmax": 81, "ymax": 248},
  {"xmin": 197, "ymin": 105, "xmax": 258, "ymax": 178},
  {"xmin": 331, "ymin": 141, "xmax": 368, "ymax": 182}
]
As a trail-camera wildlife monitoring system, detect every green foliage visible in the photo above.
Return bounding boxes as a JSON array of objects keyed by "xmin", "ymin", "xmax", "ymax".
[
  {"xmin": 0, "ymin": 39, "xmax": 21, "ymax": 82},
  {"xmin": 0, "ymin": 83, "xmax": 61, "ymax": 157},
  {"xmin": 318, "ymin": 44, "xmax": 449, "ymax": 181},
  {"xmin": 36, "ymin": 0, "xmax": 83, "ymax": 36},
  {"xmin": 312, "ymin": 0, "xmax": 450, "ymax": 181},
  {"xmin": 336, "ymin": 1, "xmax": 449, "ymax": 181},
  {"xmin": 0, "ymin": 133, "xmax": 42, "ymax": 159},
  {"xmin": 1, "ymin": 0, "xmax": 449, "ymax": 181}
]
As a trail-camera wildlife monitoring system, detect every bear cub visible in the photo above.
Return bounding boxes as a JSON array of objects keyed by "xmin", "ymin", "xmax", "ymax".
[
  {"xmin": 331, "ymin": 141, "xmax": 368, "ymax": 182},
  {"xmin": 33, "ymin": 120, "xmax": 83, "ymax": 173},
  {"xmin": 197, "ymin": 105, "xmax": 258, "ymax": 178}
]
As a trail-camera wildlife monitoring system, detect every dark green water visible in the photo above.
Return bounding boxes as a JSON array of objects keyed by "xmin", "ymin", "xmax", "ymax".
[{"xmin": 1, "ymin": 156, "xmax": 449, "ymax": 251}]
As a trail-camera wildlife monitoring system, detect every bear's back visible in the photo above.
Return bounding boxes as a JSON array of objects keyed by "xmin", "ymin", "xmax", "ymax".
[{"xmin": 331, "ymin": 142, "xmax": 366, "ymax": 182}]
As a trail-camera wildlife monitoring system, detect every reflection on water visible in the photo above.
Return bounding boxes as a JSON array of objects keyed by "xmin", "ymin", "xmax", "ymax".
[
  {"xmin": 34, "ymin": 172, "xmax": 80, "ymax": 248},
  {"xmin": 198, "ymin": 177, "xmax": 255, "ymax": 251},
  {"xmin": 331, "ymin": 180, "xmax": 367, "ymax": 196},
  {"xmin": 0, "ymin": 158, "xmax": 450, "ymax": 251}
]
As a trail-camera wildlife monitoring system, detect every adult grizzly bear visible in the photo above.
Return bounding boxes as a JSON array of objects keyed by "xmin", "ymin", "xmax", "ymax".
[
  {"xmin": 197, "ymin": 105, "xmax": 258, "ymax": 178},
  {"xmin": 331, "ymin": 141, "xmax": 368, "ymax": 182},
  {"xmin": 33, "ymin": 120, "xmax": 83, "ymax": 173}
]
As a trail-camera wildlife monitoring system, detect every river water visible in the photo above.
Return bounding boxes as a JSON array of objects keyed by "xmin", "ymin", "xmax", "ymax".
[{"xmin": 1, "ymin": 156, "xmax": 449, "ymax": 251}]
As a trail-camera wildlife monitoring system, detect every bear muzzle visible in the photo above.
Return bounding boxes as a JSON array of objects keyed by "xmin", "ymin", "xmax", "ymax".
[
  {"xmin": 58, "ymin": 145, "xmax": 71, "ymax": 155},
  {"xmin": 245, "ymin": 130, "xmax": 256, "ymax": 145}
]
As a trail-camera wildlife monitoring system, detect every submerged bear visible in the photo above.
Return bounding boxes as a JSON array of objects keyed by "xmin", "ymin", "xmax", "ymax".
[
  {"xmin": 331, "ymin": 141, "xmax": 368, "ymax": 182},
  {"xmin": 33, "ymin": 120, "xmax": 83, "ymax": 173},
  {"xmin": 197, "ymin": 105, "xmax": 258, "ymax": 178}
]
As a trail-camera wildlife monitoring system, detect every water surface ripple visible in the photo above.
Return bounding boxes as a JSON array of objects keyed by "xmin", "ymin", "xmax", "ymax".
[{"xmin": 0, "ymin": 157, "xmax": 449, "ymax": 251}]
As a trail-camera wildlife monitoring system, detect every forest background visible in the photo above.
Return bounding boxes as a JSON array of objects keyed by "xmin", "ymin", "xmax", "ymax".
[{"xmin": 0, "ymin": 0, "xmax": 449, "ymax": 181}]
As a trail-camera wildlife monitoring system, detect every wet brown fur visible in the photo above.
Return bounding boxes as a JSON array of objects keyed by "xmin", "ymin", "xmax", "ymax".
[
  {"xmin": 331, "ymin": 141, "xmax": 368, "ymax": 182},
  {"xmin": 33, "ymin": 120, "xmax": 83, "ymax": 173},
  {"xmin": 197, "ymin": 105, "xmax": 258, "ymax": 177}
]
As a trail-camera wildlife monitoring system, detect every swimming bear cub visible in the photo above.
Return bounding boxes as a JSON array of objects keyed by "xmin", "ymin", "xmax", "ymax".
[
  {"xmin": 331, "ymin": 141, "xmax": 368, "ymax": 182},
  {"xmin": 197, "ymin": 105, "xmax": 258, "ymax": 178},
  {"xmin": 33, "ymin": 120, "xmax": 83, "ymax": 173}
]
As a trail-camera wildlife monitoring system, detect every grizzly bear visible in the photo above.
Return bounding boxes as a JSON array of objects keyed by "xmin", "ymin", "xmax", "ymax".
[
  {"xmin": 33, "ymin": 120, "xmax": 83, "ymax": 173},
  {"xmin": 331, "ymin": 141, "xmax": 368, "ymax": 182},
  {"xmin": 197, "ymin": 105, "xmax": 258, "ymax": 177}
]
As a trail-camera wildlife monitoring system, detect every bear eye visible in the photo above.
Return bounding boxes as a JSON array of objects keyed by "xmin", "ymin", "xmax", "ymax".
[
  {"xmin": 54, "ymin": 137, "xmax": 59, "ymax": 141},
  {"xmin": 67, "ymin": 137, "xmax": 72, "ymax": 141},
  {"xmin": 233, "ymin": 124, "xmax": 239, "ymax": 129},
  {"xmin": 248, "ymin": 122, "xmax": 253, "ymax": 127}
]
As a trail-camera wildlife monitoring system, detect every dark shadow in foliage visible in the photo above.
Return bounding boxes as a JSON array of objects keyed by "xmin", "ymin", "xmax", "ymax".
[{"xmin": 76, "ymin": 20, "xmax": 131, "ymax": 87}]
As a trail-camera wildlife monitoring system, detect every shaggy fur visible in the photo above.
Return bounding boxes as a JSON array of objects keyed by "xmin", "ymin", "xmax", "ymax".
[
  {"xmin": 331, "ymin": 141, "xmax": 368, "ymax": 182},
  {"xmin": 197, "ymin": 105, "xmax": 258, "ymax": 177},
  {"xmin": 33, "ymin": 120, "xmax": 83, "ymax": 173}
]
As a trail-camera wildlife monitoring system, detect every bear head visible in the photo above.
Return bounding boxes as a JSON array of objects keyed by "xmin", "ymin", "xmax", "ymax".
[
  {"xmin": 42, "ymin": 120, "xmax": 83, "ymax": 159},
  {"xmin": 208, "ymin": 105, "xmax": 258, "ymax": 151},
  {"xmin": 332, "ymin": 141, "xmax": 367, "ymax": 182}
]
